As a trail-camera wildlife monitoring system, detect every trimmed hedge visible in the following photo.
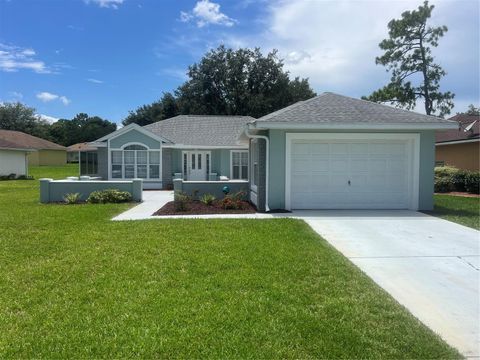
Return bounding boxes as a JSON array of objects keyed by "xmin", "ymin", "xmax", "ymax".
[
  {"xmin": 87, "ymin": 189, "xmax": 132, "ymax": 204},
  {"xmin": 435, "ymin": 166, "xmax": 480, "ymax": 194}
]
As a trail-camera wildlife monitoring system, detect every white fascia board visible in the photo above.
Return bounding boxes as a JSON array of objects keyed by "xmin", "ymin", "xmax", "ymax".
[
  {"xmin": 435, "ymin": 138, "xmax": 480, "ymax": 146},
  {"xmin": 162, "ymin": 144, "xmax": 248, "ymax": 149},
  {"xmin": 252, "ymin": 121, "xmax": 458, "ymax": 130}
]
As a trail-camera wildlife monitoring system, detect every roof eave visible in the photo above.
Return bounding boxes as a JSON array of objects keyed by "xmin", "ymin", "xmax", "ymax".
[{"xmin": 250, "ymin": 121, "xmax": 458, "ymax": 131}]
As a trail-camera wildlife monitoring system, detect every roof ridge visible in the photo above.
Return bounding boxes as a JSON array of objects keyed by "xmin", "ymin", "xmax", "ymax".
[{"xmin": 258, "ymin": 93, "xmax": 326, "ymax": 121}]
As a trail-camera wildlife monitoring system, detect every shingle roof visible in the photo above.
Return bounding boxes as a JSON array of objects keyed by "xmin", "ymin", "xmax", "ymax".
[
  {"xmin": 256, "ymin": 92, "xmax": 456, "ymax": 125},
  {"xmin": 144, "ymin": 115, "xmax": 254, "ymax": 146},
  {"xmin": 436, "ymin": 114, "xmax": 479, "ymax": 143},
  {"xmin": 0, "ymin": 138, "xmax": 33, "ymax": 151},
  {"xmin": 67, "ymin": 142, "xmax": 97, "ymax": 152},
  {"xmin": 0, "ymin": 130, "xmax": 66, "ymax": 150}
]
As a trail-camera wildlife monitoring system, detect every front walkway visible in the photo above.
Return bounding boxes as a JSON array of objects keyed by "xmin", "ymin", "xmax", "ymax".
[{"xmin": 113, "ymin": 197, "xmax": 479, "ymax": 356}]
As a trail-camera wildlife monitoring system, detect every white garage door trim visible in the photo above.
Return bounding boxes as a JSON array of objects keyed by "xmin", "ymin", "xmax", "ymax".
[{"xmin": 285, "ymin": 133, "xmax": 420, "ymax": 210}]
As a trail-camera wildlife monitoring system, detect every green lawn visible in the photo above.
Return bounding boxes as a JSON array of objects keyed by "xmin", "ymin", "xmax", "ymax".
[
  {"xmin": 431, "ymin": 195, "xmax": 480, "ymax": 230},
  {"xmin": 0, "ymin": 166, "xmax": 461, "ymax": 358}
]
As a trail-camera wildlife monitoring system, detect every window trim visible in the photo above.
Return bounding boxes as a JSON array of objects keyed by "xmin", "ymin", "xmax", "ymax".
[{"xmin": 230, "ymin": 150, "xmax": 249, "ymax": 180}]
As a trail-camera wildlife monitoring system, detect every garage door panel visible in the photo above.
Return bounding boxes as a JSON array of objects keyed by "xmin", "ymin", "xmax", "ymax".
[{"xmin": 289, "ymin": 137, "xmax": 413, "ymax": 210}]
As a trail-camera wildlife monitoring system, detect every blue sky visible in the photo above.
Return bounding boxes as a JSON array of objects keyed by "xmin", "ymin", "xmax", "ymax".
[{"xmin": 0, "ymin": 0, "xmax": 478, "ymax": 125}]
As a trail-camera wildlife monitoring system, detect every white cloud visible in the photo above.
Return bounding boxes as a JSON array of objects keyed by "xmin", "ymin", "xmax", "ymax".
[
  {"xmin": 220, "ymin": 0, "xmax": 479, "ymax": 104},
  {"xmin": 181, "ymin": 0, "xmax": 236, "ymax": 28},
  {"xmin": 85, "ymin": 0, "xmax": 124, "ymax": 9},
  {"xmin": 37, "ymin": 114, "xmax": 59, "ymax": 124},
  {"xmin": 0, "ymin": 43, "xmax": 49, "ymax": 73},
  {"xmin": 36, "ymin": 92, "xmax": 70, "ymax": 105},
  {"xmin": 86, "ymin": 78, "xmax": 104, "ymax": 84}
]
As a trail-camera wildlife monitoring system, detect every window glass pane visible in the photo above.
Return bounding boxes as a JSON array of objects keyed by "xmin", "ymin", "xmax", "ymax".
[
  {"xmin": 149, "ymin": 151, "xmax": 160, "ymax": 164},
  {"xmin": 206, "ymin": 154, "xmax": 210, "ymax": 174},
  {"xmin": 149, "ymin": 165, "xmax": 160, "ymax": 179},
  {"xmin": 232, "ymin": 152, "xmax": 239, "ymax": 165},
  {"xmin": 191, "ymin": 154, "xmax": 195, "ymax": 169},
  {"xmin": 112, "ymin": 151, "xmax": 122, "ymax": 164},
  {"xmin": 137, "ymin": 150, "xmax": 147, "ymax": 164},
  {"xmin": 125, "ymin": 165, "xmax": 135, "ymax": 178},
  {"xmin": 124, "ymin": 144, "xmax": 147, "ymax": 150},
  {"xmin": 183, "ymin": 153, "xmax": 187, "ymax": 175},
  {"xmin": 112, "ymin": 165, "xmax": 122, "ymax": 178},
  {"xmin": 241, "ymin": 165, "xmax": 248, "ymax": 180},
  {"xmin": 241, "ymin": 152, "xmax": 248, "ymax": 165},
  {"xmin": 198, "ymin": 154, "xmax": 202, "ymax": 169},
  {"xmin": 137, "ymin": 165, "xmax": 147, "ymax": 178},
  {"xmin": 233, "ymin": 166, "xmax": 240, "ymax": 179},
  {"xmin": 124, "ymin": 151, "xmax": 135, "ymax": 164}
]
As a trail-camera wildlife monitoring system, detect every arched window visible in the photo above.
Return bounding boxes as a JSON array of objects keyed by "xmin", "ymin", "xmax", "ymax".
[
  {"xmin": 123, "ymin": 144, "xmax": 148, "ymax": 150},
  {"xmin": 111, "ymin": 143, "xmax": 160, "ymax": 180}
]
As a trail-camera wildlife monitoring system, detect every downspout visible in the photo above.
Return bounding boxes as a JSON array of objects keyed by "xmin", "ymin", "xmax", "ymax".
[{"xmin": 245, "ymin": 123, "xmax": 270, "ymax": 212}]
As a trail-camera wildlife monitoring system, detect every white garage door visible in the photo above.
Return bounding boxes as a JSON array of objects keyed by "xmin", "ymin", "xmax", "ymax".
[{"xmin": 288, "ymin": 134, "xmax": 418, "ymax": 210}]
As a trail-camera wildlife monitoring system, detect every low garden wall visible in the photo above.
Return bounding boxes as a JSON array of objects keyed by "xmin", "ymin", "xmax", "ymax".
[
  {"xmin": 40, "ymin": 178, "xmax": 143, "ymax": 203},
  {"xmin": 173, "ymin": 179, "xmax": 249, "ymax": 199}
]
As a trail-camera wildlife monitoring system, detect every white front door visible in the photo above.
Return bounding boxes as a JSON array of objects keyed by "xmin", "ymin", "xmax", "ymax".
[{"xmin": 185, "ymin": 151, "xmax": 208, "ymax": 181}]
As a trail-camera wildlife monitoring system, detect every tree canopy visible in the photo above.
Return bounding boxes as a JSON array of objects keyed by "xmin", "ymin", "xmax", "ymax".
[
  {"xmin": 363, "ymin": 1, "xmax": 454, "ymax": 117},
  {"xmin": 0, "ymin": 102, "xmax": 51, "ymax": 139},
  {"xmin": 0, "ymin": 102, "xmax": 116, "ymax": 146},
  {"xmin": 122, "ymin": 46, "xmax": 316, "ymax": 126}
]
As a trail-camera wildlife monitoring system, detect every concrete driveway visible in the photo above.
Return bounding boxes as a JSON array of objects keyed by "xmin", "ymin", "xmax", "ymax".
[{"xmin": 293, "ymin": 210, "xmax": 479, "ymax": 357}]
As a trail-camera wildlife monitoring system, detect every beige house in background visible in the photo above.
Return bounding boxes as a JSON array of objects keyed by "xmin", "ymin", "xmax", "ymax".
[
  {"xmin": 435, "ymin": 114, "xmax": 479, "ymax": 171},
  {"xmin": 0, "ymin": 130, "xmax": 66, "ymax": 166}
]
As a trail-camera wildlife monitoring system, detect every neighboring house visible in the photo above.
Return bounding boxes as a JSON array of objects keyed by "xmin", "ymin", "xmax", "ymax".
[
  {"xmin": 67, "ymin": 142, "xmax": 98, "ymax": 163},
  {"xmin": 89, "ymin": 115, "xmax": 253, "ymax": 189},
  {"xmin": 0, "ymin": 130, "xmax": 67, "ymax": 166},
  {"xmin": 88, "ymin": 92, "xmax": 456, "ymax": 210},
  {"xmin": 0, "ymin": 138, "xmax": 36, "ymax": 176},
  {"xmin": 435, "ymin": 114, "xmax": 479, "ymax": 170}
]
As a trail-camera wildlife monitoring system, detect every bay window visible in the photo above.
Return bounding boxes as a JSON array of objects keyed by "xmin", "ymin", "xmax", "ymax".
[
  {"xmin": 110, "ymin": 144, "xmax": 161, "ymax": 180},
  {"xmin": 231, "ymin": 150, "xmax": 249, "ymax": 180}
]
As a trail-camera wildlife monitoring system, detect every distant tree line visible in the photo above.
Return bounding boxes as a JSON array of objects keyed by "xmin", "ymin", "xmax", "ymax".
[
  {"xmin": 122, "ymin": 46, "xmax": 316, "ymax": 126},
  {"xmin": 0, "ymin": 102, "xmax": 116, "ymax": 146}
]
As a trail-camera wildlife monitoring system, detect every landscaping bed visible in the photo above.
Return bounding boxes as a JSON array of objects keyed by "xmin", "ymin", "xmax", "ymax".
[{"xmin": 154, "ymin": 200, "xmax": 256, "ymax": 215}]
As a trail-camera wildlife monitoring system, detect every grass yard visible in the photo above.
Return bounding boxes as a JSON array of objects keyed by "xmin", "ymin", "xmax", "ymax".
[
  {"xmin": 0, "ymin": 166, "xmax": 461, "ymax": 358},
  {"xmin": 431, "ymin": 194, "xmax": 480, "ymax": 230}
]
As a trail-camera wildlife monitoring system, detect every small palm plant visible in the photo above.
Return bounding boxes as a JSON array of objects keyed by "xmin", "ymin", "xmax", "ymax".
[
  {"xmin": 200, "ymin": 193, "xmax": 216, "ymax": 206},
  {"xmin": 63, "ymin": 193, "xmax": 81, "ymax": 204}
]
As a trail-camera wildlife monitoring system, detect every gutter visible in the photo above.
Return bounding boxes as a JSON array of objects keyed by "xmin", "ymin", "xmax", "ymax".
[{"xmin": 244, "ymin": 124, "xmax": 270, "ymax": 212}]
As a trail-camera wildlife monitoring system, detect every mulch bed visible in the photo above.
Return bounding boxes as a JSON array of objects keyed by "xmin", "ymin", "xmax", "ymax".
[
  {"xmin": 153, "ymin": 200, "xmax": 257, "ymax": 216},
  {"xmin": 435, "ymin": 192, "xmax": 480, "ymax": 198}
]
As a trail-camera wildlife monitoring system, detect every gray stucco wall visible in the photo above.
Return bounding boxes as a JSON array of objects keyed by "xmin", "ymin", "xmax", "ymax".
[
  {"xmin": 174, "ymin": 179, "xmax": 249, "ymax": 200},
  {"xmin": 162, "ymin": 148, "xmax": 173, "ymax": 189},
  {"xmin": 110, "ymin": 129, "xmax": 161, "ymax": 149},
  {"xmin": 266, "ymin": 129, "xmax": 436, "ymax": 211},
  {"xmin": 40, "ymin": 178, "xmax": 143, "ymax": 203}
]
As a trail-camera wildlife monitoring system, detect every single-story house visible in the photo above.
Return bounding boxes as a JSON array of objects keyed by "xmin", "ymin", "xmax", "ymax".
[
  {"xmin": 0, "ymin": 130, "xmax": 67, "ymax": 166},
  {"xmin": 435, "ymin": 114, "xmax": 479, "ymax": 170},
  {"xmin": 67, "ymin": 142, "xmax": 98, "ymax": 163},
  {"xmin": 0, "ymin": 137, "xmax": 36, "ymax": 176},
  {"xmin": 87, "ymin": 92, "xmax": 456, "ymax": 211}
]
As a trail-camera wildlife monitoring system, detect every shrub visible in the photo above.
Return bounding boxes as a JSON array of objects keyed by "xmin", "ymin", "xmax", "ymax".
[
  {"xmin": 16, "ymin": 175, "xmax": 34, "ymax": 180},
  {"xmin": 63, "ymin": 193, "xmax": 81, "ymax": 204},
  {"xmin": 174, "ymin": 191, "xmax": 190, "ymax": 211},
  {"xmin": 220, "ymin": 191, "xmax": 246, "ymax": 210},
  {"xmin": 0, "ymin": 174, "xmax": 33, "ymax": 181},
  {"xmin": 451, "ymin": 170, "xmax": 468, "ymax": 192},
  {"xmin": 87, "ymin": 189, "xmax": 132, "ymax": 204},
  {"xmin": 200, "ymin": 193, "xmax": 216, "ymax": 206},
  {"xmin": 465, "ymin": 172, "xmax": 480, "ymax": 194},
  {"xmin": 434, "ymin": 178, "xmax": 454, "ymax": 193}
]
